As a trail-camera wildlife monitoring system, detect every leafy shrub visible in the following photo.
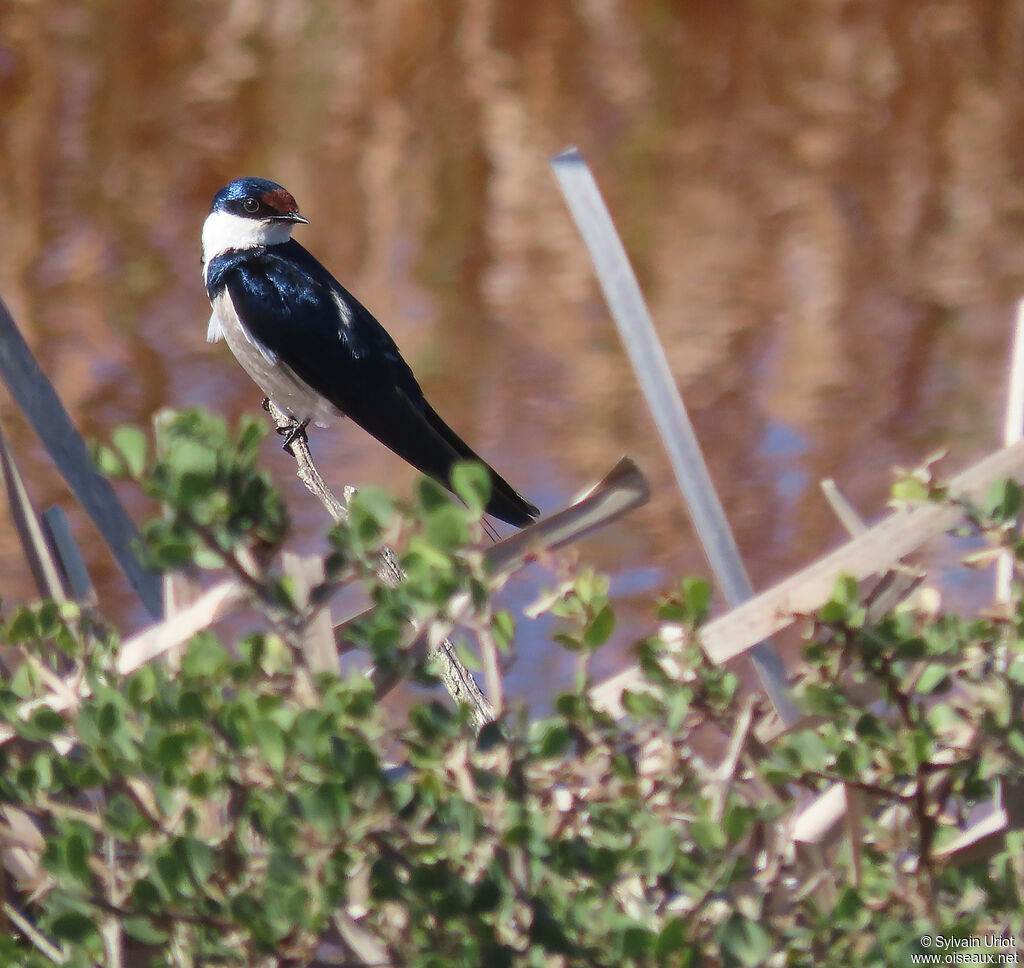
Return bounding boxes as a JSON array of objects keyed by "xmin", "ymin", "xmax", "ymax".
[{"xmin": 0, "ymin": 411, "xmax": 1021, "ymax": 967}]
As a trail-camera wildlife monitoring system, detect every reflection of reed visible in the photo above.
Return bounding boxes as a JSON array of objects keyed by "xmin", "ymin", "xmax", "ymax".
[{"xmin": 2, "ymin": 0, "xmax": 1024, "ymax": 643}]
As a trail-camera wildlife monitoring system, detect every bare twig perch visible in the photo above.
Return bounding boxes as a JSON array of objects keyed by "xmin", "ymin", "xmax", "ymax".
[
  {"xmin": 265, "ymin": 399, "xmax": 350, "ymax": 526},
  {"xmin": 264, "ymin": 398, "xmax": 493, "ymax": 726}
]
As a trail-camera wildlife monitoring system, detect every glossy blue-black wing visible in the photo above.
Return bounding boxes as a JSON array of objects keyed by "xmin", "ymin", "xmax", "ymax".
[{"xmin": 219, "ymin": 242, "xmax": 539, "ymax": 527}]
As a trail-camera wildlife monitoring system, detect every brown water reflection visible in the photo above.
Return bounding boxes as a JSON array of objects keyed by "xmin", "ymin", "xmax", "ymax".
[{"xmin": 3, "ymin": 1, "xmax": 1024, "ymax": 702}]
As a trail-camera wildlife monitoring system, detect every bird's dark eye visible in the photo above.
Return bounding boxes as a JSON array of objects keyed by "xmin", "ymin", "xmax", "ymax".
[{"xmin": 243, "ymin": 197, "xmax": 260, "ymax": 213}]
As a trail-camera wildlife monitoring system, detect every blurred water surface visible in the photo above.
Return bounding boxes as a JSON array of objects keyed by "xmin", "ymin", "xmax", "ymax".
[{"xmin": 3, "ymin": 0, "xmax": 1024, "ymax": 702}]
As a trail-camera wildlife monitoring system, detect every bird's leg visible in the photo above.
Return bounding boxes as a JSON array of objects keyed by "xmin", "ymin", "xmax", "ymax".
[
  {"xmin": 261, "ymin": 397, "xmax": 310, "ymax": 452},
  {"xmin": 276, "ymin": 415, "xmax": 310, "ymax": 454}
]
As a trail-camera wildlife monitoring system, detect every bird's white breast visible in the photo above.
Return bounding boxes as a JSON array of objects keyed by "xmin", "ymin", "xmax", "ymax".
[{"xmin": 210, "ymin": 290, "xmax": 340, "ymax": 428}]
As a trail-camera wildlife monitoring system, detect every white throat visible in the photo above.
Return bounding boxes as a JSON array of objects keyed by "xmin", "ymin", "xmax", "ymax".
[{"xmin": 202, "ymin": 210, "xmax": 296, "ymax": 275}]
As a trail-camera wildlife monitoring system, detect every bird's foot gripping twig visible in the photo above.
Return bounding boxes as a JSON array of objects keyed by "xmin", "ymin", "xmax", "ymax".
[
  {"xmin": 261, "ymin": 399, "xmax": 310, "ymax": 455},
  {"xmin": 276, "ymin": 416, "xmax": 310, "ymax": 455},
  {"xmin": 264, "ymin": 398, "xmax": 348, "ymax": 523}
]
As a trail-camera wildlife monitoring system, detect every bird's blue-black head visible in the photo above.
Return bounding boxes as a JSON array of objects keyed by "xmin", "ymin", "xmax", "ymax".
[
  {"xmin": 210, "ymin": 177, "xmax": 307, "ymax": 223},
  {"xmin": 203, "ymin": 177, "xmax": 309, "ymax": 268}
]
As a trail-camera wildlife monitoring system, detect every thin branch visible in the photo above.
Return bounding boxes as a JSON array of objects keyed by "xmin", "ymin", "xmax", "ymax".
[
  {"xmin": 263, "ymin": 399, "xmax": 494, "ymax": 728},
  {"xmin": 2, "ymin": 900, "xmax": 72, "ymax": 965},
  {"xmin": 266, "ymin": 400, "xmax": 348, "ymax": 523}
]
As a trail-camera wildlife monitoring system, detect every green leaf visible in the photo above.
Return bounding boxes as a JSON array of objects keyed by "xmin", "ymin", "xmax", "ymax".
[
  {"xmin": 49, "ymin": 911, "xmax": 97, "ymax": 943},
  {"xmin": 30, "ymin": 707, "xmax": 65, "ymax": 735},
  {"xmin": 723, "ymin": 803, "xmax": 754, "ymax": 841},
  {"xmin": 122, "ymin": 916, "xmax": 170, "ymax": 945},
  {"xmin": 252, "ymin": 719, "xmax": 288, "ymax": 772},
  {"xmin": 131, "ymin": 877, "xmax": 164, "ymax": 911},
  {"xmin": 893, "ymin": 636, "xmax": 926, "ymax": 660},
  {"xmin": 665, "ymin": 691, "xmax": 692, "ymax": 732},
  {"xmin": 154, "ymin": 851, "xmax": 187, "ymax": 897},
  {"xmin": 63, "ymin": 826, "xmax": 93, "ymax": 883},
  {"xmin": 413, "ymin": 475, "xmax": 451, "ymax": 514},
  {"xmin": 8, "ymin": 609, "xmax": 40, "ymax": 646},
  {"xmin": 855, "ymin": 712, "xmax": 886, "ymax": 741},
  {"xmin": 690, "ymin": 817, "xmax": 726, "ymax": 852},
  {"xmin": 621, "ymin": 689, "xmax": 661, "ymax": 719},
  {"xmin": 104, "ymin": 794, "xmax": 148, "ymax": 838},
  {"xmin": 536, "ymin": 723, "xmax": 573, "ymax": 759},
  {"xmin": 642, "ymin": 822, "xmax": 676, "ymax": 875},
  {"xmin": 719, "ymin": 912, "xmax": 772, "ymax": 966},
  {"xmin": 164, "ymin": 437, "xmax": 217, "ymax": 477},
  {"xmin": 97, "ymin": 700, "xmax": 123, "ymax": 737},
  {"xmin": 834, "ymin": 885, "xmax": 863, "ymax": 921},
  {"xmin": 802, "ymin": 682, "xmax": 845, "ymax": 716},
  {"xmin": 891, "ymin": 477, "xmax": 930, "ymax": 502},
  {"xmin": 236, "ymin": 415, "xmax": 268, "ymax": 455},
  {"xmin": 477, "ymin": 721, "xmax": 505, "ymax": 752},
  {"xmin": 984, "ymin": 478, "xmax": 1022, "ymax": 520},
  {"xmin": 450, "ymin": 460, "xmax": 491, "ymax": 518},
  {"xmin": 678, "ymin": 577, "xmax": 711, "ymax": 625},
  {"xmin": 492, "ymin": 609, "xmax": 515, "ymax": 651},
  {"xmin": 180, "ymin": 837, "xmax": 215, "ymax": 887},
  {"xmin": 784, "ymin": 729, "xmax": 831, "ymax": 771},
  {"xmin": 915, "ymin": 663, "xmax": 951, "ymax": 694},
  {"xmin": 583, "ymin": 603, "xmax": 616, "ymax": 649},
  {"xmin": 155, "ymin": 731, "xmax": 191, "ymax": 771},
  {"xmin": 656, "ymin": 917, "xmax": 688, "ymax": 961},
  {"xmin": 92, "ymin": 440, "xmax": 126, "ymax": 477},
  {"xmin": 181, "ymin": 633, "xmax": 228, "ymax": 678},
  {"xmin": 620, "ymin": 925, "xmax": 653, "ymax": 959},
  {"xmin": 423, "ymin": 505, "xmax": 469, "ymax": 552},
  {"xmin": 176, "ymin": 471, "xmax": 216, "ymax": 506},
  {"xmin": 113, "ymin": 425, "xmax": 148, "ymax": 478}
]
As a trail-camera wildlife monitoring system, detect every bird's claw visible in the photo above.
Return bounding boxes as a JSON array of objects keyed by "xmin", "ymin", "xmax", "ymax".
[{"xmin": 277, "ymin": 417, "xmax": 310, "ymax": 454}]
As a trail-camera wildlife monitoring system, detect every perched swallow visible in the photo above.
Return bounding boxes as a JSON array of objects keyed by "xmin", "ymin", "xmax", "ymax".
[{"xmin": 201, "ymin": 177, "xmax": 539, "ymax": 528}]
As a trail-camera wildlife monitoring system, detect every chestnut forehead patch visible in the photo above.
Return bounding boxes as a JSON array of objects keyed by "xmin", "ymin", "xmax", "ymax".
[{"xmin": 260, "ymin": 187, "xmax": 299, "ymax": 214}]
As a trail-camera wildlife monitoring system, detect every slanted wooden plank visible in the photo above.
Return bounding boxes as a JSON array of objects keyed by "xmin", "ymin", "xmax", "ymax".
[
  {"xmin": 283, "ymin": 552, "xmax": 340, "ymax": 676},
  {"xmin": 551, "ymin": 148, "xmax": 798, "ymax": 726},
  {"xmin": 996, "ymin": 300, "xmax": 1024, "ymax": 602},
  {"xmin": 934, "ymin": 806, "xmax": 1009, "ymax": 865},
  {"xmin": 485, "ymin": 457, "xmax": 649, "ymax": 573},
  {"xmin": 368, "ymin": 457, "xmax": 652, "ymax": 702},
  {"xmin": 0, "ymin": 423, "xmax": 67, "ymax": 603},
  {"xmin": 334, "ymin": 458, "xmax": 650, "ymax": 654},
  {"xmin": 593, "ymin": 440, "xmax": 1024, "ymax": 716},
  {"xmin": 0, "ymin": 579, "xmax": 246, "ymax": 750},
  {"xmin": 700, "ymin": 437, "xmax": 1024, "ymax": 665},
  {"xmin": 42, "ymin": 506, "xmax": 97, "ymax": 605},
  {"xmin": 0, "ymin": 297, "xmax": 162, "ymax": 617},
  {"xmin": 116, "ymin": 580, "xmax": 244, "ymax": 675}
]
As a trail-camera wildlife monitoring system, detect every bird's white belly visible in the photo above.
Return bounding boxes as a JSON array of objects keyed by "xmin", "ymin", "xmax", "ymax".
[{"xmin": 210, "ymin": 292, "xmax": 340, "ymax": 428}]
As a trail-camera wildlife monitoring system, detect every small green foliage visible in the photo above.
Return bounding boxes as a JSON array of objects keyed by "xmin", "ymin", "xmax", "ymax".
[
  {"xmin": 2, "ymin": 420, "xmax": 1024, "ymax": 966},
  {"xmin": 111, "ymin": 425, "xmax": 148, "ymax": 478},
  {"xmin": 984, "ymin": 477, "xmax": 1022, "ymax": 522},
  {"xmin": 450, "ymin": 460, "xmax": 492, "ymax": 519},
  {"xmin": 657, "ymin": 576, "xmax": 712, "ymax": 626},
  {"xmin": 102, "ymin": 409, "xmax": 289, "ymax": 572}
]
